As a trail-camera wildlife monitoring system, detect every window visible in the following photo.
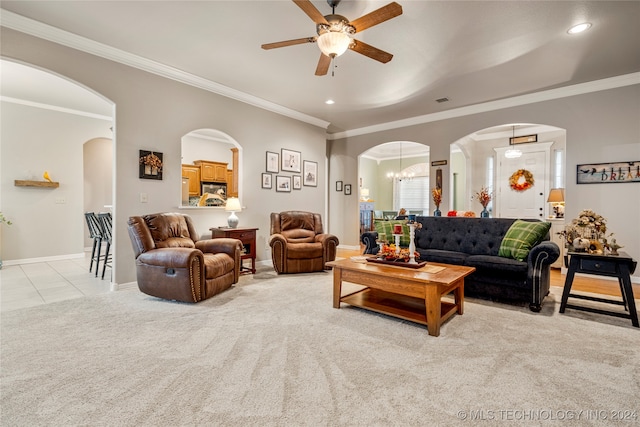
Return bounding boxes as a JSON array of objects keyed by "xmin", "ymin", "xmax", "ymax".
[
  {"xmin": 553, "ymin": 149, "xmax": 564, "ymax": 188},
  {"xmin": 394, "ymin": 177, "xmax": 429, "ymax": 213},
  {"xmin": 486, "ymin": 156, "xmax": 494, "ymax": 211}
]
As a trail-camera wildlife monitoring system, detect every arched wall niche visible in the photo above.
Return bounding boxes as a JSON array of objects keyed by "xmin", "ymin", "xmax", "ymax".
[{"xmin": 180, "ymin": 128, "xmax": 243, "ymax": 207}]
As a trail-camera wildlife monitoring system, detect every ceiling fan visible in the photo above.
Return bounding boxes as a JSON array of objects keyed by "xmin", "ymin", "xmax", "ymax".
[{"xmin": 261, "ymin": 0, "xmax": 403, "ymax": 76}]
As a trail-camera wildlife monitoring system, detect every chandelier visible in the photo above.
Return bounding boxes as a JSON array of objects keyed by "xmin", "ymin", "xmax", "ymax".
[
  {"xmin": 505, "ymin": 125, "xmax": 523, "ymax": 159},
  {"xmin": 386, "ymin": 142, "xmax": 414, "ymax": 181}
]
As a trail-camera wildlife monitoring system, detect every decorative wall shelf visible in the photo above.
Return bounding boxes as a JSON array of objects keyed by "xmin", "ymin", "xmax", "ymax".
[{"xmin": 14, "ymin": 180, "xmax": 59, "ymax": 188}]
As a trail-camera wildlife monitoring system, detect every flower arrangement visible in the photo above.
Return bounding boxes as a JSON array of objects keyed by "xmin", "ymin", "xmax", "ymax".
[
  {"xmin": 447, "ymin": 210, "xmax": 457, "ymax": 217},
  {"xmin": 557, "ymin": 209, "xmax": 611, "ymax": 249},
  {"xmin": 431, "ymin": 187, "xmax": 442, "ymax": 208},
  {"xmin": 473, "ymin": 186, "xmax": 492, "ymax": 208},
  {"xmin": 571, "ymin": 209, "xmax": 607, "ymax": 238},
  {"xmin": 509, "ymin": 169, "xmax": 534, "ymax": 191},
  {"xmin": 139, "ymin": 152, "xmax": 163, "ymax": 171}
]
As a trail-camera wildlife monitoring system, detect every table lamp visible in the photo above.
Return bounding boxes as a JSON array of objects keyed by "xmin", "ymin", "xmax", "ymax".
[
  {"xmin": 225, "ymin": 197, "xmax": 242, "ymax": 228},
  {"xmin": 547, "ymin": 188, "xmax": 565, "ymax": 218}
]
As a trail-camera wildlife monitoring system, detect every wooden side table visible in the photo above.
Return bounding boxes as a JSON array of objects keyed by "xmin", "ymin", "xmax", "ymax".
[
  {"xmin": 559, "ymin": 251, "xmax": 638, "ymax": 327},
  {"xmin": 210, "ymin": 227, "xmax": 258, "ymax": 274}
]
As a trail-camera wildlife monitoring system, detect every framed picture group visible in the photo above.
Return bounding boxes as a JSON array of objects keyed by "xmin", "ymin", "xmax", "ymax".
[{"xmin": 262, "ymin": 149, "xmax": 318, "ymax": 192}]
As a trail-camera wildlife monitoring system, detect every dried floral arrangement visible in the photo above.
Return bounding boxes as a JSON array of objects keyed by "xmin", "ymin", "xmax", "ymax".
[
  {"xmin": 139, "ymin": 152, "xmax": 163, "ymax": 171},
  {"xmin": 431, "ymin": 187, "xmax": 442, "ymax": 208},
  {"xmin": 473, "ymin": 186, "xmax": 492, "ymax": 208}
]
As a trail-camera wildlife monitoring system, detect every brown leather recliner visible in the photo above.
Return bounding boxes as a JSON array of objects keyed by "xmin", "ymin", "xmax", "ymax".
[
  {"xmin": 269, "ymin": 211, "xmax": 339, "ymax": 274},
  {"xmin": 127, "ymin": 213, "xmax": 242, "ymax": 302}
]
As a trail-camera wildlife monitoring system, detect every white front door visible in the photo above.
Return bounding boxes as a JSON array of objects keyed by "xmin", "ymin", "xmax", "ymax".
[{"xmin": 495, "ymin": 142, "xmax": 552, "ymax": 219}]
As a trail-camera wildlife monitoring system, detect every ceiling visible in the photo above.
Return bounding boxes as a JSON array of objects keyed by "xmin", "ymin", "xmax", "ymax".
[{"xmin": 1, "ymin": 1, "xmax": 639, "ymax": 136}]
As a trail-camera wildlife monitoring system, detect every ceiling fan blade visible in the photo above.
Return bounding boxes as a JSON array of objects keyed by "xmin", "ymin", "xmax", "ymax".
[
  {"xmin": 350, "ymin": 2, "xmax": 403, "ymax": 33},
  {"xmin": 350, "ymin": 39, "xmax": 393, "ymax": 63},
  {"xmin": 293, "ymin": 0, "xmax": 329, "ymax": 25},
  {"xmin": 261, "ymin": 37, "xmax": 316, "ymax": 50},
  {"xmin": 315, "ymin": 54, "xmax": 331, "ymax": 76}
]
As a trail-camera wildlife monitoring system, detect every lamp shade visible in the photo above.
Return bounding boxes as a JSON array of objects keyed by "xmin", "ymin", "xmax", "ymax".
[
  {"xmin": 361, "ymin": 188, "xmax": 370, "ymax": 198},
  {"xmin": 225, "ymin": 197, "xmax": 242, "ymax": 212},
  {"xmin": 317, "ymin": 32, "xmax": 351, "ymax": 57},
  {"xmin": 547, "ymin": 188, "xmax": 565, "ymax": 203}
]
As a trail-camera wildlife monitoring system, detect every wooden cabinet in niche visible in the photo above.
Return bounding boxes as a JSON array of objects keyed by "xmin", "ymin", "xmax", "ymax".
[{"xmin": 181, "ymin": 164, "xmax": 201, "ymax": 196}]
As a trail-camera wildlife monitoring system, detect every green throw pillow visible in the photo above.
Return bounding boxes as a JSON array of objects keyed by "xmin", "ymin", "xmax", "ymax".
[
  {"xmin": 374, "ymin": 220, "xmax": 411, "ymax": 247},
  {"xmin": 498, "ymin": 220, "xmax": 551, "ymax": 261}
]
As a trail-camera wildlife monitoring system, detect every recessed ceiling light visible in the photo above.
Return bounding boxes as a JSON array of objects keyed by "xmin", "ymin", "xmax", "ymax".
[
  {"xmin": 325, "ymin": 99, "xmax": 335, "ymax": 105},
  {"xmin": 567, "ymin": 22, "xmax": 592, "ymax": 34}
]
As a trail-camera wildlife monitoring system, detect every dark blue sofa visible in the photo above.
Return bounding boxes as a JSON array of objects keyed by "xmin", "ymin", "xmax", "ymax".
[{"xmin": 361, "ymin": 217, "xmax": 560, "ymax": 311}]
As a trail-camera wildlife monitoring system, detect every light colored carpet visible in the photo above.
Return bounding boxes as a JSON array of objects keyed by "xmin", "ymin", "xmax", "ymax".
[{"xmin": 1, "ymin": 267, "xmax": 638, "ymax": 426}]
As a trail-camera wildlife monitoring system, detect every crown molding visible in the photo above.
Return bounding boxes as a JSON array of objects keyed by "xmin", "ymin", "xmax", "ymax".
[
  {"xmin": 328, "ymin": 72, "xmax": 640, "ymax": 140},
  {"xmin": 0, "ymin": 95, "xmax": 113, "ymax": 121},
  {"xmin": 0, "ymin": 10, "xmax": 330, "ymax": 130},
  {"xmin": 3, "ymin": 10, "xmax": 637, "ymax": 140}
]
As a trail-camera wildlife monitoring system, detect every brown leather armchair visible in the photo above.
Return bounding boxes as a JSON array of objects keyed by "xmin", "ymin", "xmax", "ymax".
[
  {"xmin": 127, "ymin": 213, "xmax": 242, "ymax": 302},
  {"xmin": 269, "ymin": 211, "xmax": 339, "ymax": 274}
]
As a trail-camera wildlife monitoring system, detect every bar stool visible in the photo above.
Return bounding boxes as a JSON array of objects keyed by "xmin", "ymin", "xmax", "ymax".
[
  {"xmin": 97, "ymin": 212, "xmax": 113, "ymax": 280},
  {"xmin": 84, "ymin": 212, "xmax": 104, "ymax": 275}
]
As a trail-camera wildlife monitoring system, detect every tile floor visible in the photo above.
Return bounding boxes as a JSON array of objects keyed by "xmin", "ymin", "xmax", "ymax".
[{"xmin": 0, "ymin": 253, "xmax": 113, "ymax": 312}]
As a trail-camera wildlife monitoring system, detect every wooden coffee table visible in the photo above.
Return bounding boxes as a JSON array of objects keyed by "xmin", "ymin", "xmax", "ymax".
[{"xmin": 327, "ymin": 257, "xmax": 475, "ymax": 337}]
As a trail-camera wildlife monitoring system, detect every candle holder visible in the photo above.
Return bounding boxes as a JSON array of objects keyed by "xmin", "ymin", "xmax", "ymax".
[
  {"xmin": 408, "ymin": 223, "xmax": 417, "ymax": 264},
  {"xmin": 392, "ymin": 233, "xmax": 402, "ymax": 255}
]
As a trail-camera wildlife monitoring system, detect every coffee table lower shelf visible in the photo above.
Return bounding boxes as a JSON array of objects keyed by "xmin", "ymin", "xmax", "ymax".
[{"xmin": 341, "ymin": 288, "xmax": 459, "ymax": 326}]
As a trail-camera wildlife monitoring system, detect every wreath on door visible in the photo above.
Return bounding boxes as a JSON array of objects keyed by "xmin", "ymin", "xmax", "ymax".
[{"xmin": 509, "ymin": 169, "xmax": 535, "ymax": 191}]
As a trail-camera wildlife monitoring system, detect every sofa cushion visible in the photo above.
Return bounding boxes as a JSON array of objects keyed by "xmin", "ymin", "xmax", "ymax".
[
  {"xmin": 499, "ymin": 220, "xmax": 551, "ymax": 261},
  {"xmin": 374, "ymin": 220, "xmax": 411, "ymax": 247},
  {"xmin": 464, "ymin": 254, "xmax": 527, "ymax": 273},
  {"xmin": 417, "ymin": 249, "xmax": 469, "ymax": 265}
]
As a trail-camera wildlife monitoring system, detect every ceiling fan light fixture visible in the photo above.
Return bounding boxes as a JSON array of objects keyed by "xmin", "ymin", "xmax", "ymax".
[{"xmin": 317, "ymin": 31, "xmax": 351, "ymax": 57}]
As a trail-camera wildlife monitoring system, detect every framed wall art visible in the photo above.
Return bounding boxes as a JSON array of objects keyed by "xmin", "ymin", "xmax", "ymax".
[
  {"xmin": 336, "ymin": 180, "xmax": 343, "ymax": 191},
  {"xmin": 275, "ymin": 175, "xmax": 291, "ymax": 192},
  {"xmin": 293, "ymin": 175, "xmax": 302, "ymax": 190},
  {"xmin": 281, "ymin": 149, "xmax": 301, "ymax": 173},
  {"xmin": 303, "ymin": 160, "xmax": 318, "ymax": 187},
  {"xmin": 266, "ymin": 151, "xmax": 279, "ymax": 173},
  {"xmin": 344, "ymin": 184, "xmax": 352, "ymax": 195},
  {"xmin": 139, "ymin": 150, "xmax": 163, "ymax": 180},
  {"xmin": 577, "ymin": 161, "xmax": 640, "ymax": 184},
  {"xmin": 261, "ymin": 173, "xmax": 272, "ymax": 189}
]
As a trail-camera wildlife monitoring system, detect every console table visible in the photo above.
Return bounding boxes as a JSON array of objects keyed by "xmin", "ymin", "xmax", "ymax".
[
  {"xmin": 559, "ymin": 251, "xmax": 638, "ymax": 327},
  {"xmin": 210, "ymin": 227, "xmax": 258, "ymax": 275}
]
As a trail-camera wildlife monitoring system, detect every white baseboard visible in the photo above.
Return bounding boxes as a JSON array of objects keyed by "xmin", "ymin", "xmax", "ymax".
[{"xmin": 2, "ymin": 253, "xmax": 85, "ymax": 266}]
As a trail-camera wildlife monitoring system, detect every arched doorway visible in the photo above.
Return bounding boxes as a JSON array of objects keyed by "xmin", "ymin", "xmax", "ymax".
[
  {"xmin": 0, "ymin": 59, "xmax": 114, "ymax": 277},
  {"xmin": 451, "ymin": 123, "xmax": 566, "ymax": 218},
  {"xmin": 358, "ymin": 141, "xmax": 430, "ymax": 231},
  {"xmin": 180, "ymin": 128, "xmax": 243, "ymax": 207}
]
